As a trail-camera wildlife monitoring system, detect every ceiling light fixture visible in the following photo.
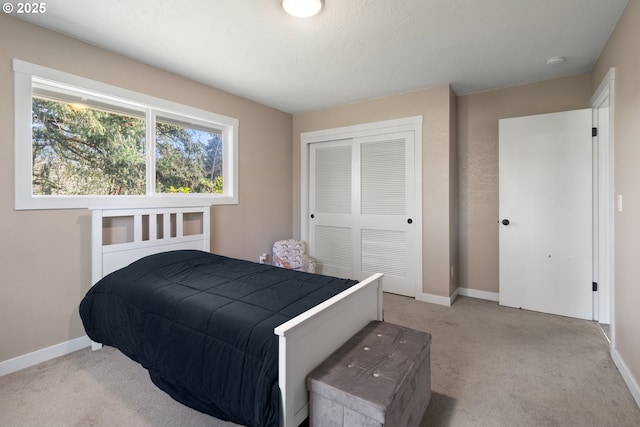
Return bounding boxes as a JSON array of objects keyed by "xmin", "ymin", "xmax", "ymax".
[
  {"xmin": 281, "ymin": 0, "xmax": 323, "ymax": 18},
  {"xmin": 545, "ymin": 56, "xmax": 566, "ymax": 65}
]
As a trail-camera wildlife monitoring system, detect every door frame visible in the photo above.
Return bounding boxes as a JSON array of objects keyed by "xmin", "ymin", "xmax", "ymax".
[
  {"xmin": 590, "ymin": 68, "xmax": 615, "ymax": 331},
  {"xmin": 300, "ymin": 116, "xmax": 423, "ymax": 298}
]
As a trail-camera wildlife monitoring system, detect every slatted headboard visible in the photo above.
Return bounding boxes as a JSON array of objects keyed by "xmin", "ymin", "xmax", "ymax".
[{"xmin": 91, "ymin": 207, "xmax": 210, "ymax": 286}]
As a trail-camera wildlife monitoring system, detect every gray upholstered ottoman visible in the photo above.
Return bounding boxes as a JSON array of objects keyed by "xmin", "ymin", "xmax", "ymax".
[{"xmin": 307, "ymin": 320, "xmax": 431, "ymax": 426}]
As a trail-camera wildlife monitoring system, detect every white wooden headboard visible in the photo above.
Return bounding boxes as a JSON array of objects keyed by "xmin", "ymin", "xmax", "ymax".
[{"xmin": 91, "ymin": 207, "xmax": 210, "ymax": 285}]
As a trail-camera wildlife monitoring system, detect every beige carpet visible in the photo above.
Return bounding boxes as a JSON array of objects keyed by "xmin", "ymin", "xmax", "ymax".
[{"xmin": 1, "ymin": 295, "xmax": 638, "ymax": 426}]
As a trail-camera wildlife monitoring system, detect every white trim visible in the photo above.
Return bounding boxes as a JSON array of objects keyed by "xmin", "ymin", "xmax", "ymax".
[
  {"xmin": 13, "ymin": 59, "xmax": 239, "ymax": 210},
  {"xmin": 415, "ymin": 288, "xmax": 458, "ymax": 306},
  {"xmin": 13, "ymin": 59, "xmax": 237, "ymax": 126},
  {"xmin": 589, "ymin": 68, "xmax": 615, "ymax": 327},
  {"xmin": 415, "ymin": 287, "xmax": 499, "ymax": 306},
  {"xmin": 457, "ymin": 287, "xmax": 500, "ymax": 302},
  {"xmin": 0, "ymin": 336, "xmax": 91, "ymax": 377},
  {"xmin": 14, "ymin": 68, "xmax": 32, "ymax": 210},
  {"xmin": 302, "ymin": 116, "xmax": 424, "ymax": 143},
  {"xmin": 611, "ymin": 348, "xmax": 640, "ymax": 408}
]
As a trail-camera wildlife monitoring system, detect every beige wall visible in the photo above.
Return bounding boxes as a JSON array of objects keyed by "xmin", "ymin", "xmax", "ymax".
[
  {"xmin": 592, "ymin": 0, "xmax": 640, "ymax": 395},
  {"xmin": 0, "ymin": 15, "xmax": 293, "ymax": 362},
  {"xmin": 292, "ymin": 85, "xmax": 455, "ymax": 297},
  {"xmin": 456, "ymin": 74, "xmax": 592, "ymax": 293}
]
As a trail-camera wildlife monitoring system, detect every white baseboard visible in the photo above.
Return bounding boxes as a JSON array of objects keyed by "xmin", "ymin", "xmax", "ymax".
[
  {"xmin": 415, "ymin": 287, "xmax": 499, "ymax": 306},
  {"xmin": 0, "ymin": 335, "xmax": 91, "ymax": 377},
  {"xmin": 611, "ymin": 347, "xmax": 640, "ymax": 408},
  {"xmin": 416, "ymin": 288, "xmax": 459, "ymax": 306},
  {"xmin": 457, "ymin": 287, "xmax": 500, "ymax": 302}
]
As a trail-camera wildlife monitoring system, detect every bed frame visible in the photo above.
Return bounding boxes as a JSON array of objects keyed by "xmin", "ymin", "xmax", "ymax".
[{"xmin": 90, "ymin": 206, "xmax": 384, "ymax": 427}]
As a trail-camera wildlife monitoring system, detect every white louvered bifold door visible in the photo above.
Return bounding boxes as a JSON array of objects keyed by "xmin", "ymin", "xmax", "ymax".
[
  {"xmin": 357, "ymin": 132, "xmax": 417, "ymax": 296},
  {"xmin": 309, "ymin": 132, "xmax": 417, "ymax": 296},
  {"xmin": 309, "ymin": 139, "xmax": 355, "ymax": 279}
]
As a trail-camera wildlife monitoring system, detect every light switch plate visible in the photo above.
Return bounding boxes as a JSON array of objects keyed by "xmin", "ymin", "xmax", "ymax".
[{"xmin": 617, "ymin": 194, "xmax": 623, "ymax": 212}]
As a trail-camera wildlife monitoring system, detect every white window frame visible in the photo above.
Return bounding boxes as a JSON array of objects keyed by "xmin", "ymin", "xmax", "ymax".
[{"xmin": 13, "ymin": 59, "xmax": 239, "ymax": 210}]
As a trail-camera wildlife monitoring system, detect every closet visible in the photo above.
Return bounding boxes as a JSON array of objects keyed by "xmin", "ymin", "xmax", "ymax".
[{"xmin": 301, "ymin": 117, "xmax": 422, "ymax": 297}]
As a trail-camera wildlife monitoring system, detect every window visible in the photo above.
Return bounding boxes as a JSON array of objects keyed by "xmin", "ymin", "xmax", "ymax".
[
  {"xmin": 14, "ymin": 59, "xmax": 238, "ymax": 209},
  {"xmin": 155, "ymin": 115, "xmax": 223, "ymax": 195},
  {"xmin": 31, "ymin": 86, "xmax": 147, "ymax": 197}
]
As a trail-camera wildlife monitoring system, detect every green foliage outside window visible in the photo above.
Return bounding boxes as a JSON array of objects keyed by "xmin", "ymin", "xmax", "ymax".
[
  {"xmin": 155, "ymin": 122, "xmax": 223, "ymax": 194},
  {"xmin": 31, "ymin": 97, "xmax": 223, "ymax": 196},
  {"xmin": 32, "ymin": 98, "xmax": 146, "ymax": 195}
]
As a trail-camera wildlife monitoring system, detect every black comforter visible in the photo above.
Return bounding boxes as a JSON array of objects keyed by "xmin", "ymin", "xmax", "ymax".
[{"xmin": 79, "ymin": 250, "xmax": 357, "ymax": 427}]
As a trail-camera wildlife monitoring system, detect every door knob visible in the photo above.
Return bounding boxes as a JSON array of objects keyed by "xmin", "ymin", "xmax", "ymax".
[{"xmin": 502, "ymin": 219, "xmax": 510, "ymax": 226}]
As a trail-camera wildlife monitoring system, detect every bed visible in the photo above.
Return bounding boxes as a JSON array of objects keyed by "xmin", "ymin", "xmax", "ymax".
[{"xmin": 80, "ymin": 206, "xmax": 384, "ymax": 427}]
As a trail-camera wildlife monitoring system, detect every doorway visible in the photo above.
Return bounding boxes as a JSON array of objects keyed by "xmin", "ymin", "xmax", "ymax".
[{"xmin": 590, "ymin": 68, "xmax": 615, "ymax": 335}]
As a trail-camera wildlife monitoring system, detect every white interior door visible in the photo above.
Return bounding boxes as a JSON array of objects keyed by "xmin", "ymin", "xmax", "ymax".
[
  {"xmin": 308, "ymin": 131, "xmax": 419, "ymax": 296},
  {"xmin": 499, "ymin": 109, "xmax": 593, "ymax": 320}
]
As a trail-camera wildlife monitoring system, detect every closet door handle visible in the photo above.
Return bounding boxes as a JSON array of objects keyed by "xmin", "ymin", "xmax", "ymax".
[
  {"xmin": 310, "ymin": 214, "xmax": 315, "ymax": 219},
  {"xmin": 407, "ymin": 218, "xmax": 413, "ymax": 224}
]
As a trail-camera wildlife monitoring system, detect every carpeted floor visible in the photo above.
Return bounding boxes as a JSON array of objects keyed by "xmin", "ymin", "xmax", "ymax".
[
  {"xmin": 384, "ymin": 295, "xmax": 640, "ymax": 427},
  {"xmin": 1, "ymin": 294, "xmax": 638, "ymax": 426}
]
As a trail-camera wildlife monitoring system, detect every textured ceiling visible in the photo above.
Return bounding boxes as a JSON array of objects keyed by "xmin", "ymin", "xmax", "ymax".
[{"xmin": 17, "ymin": 0, "xmax": 628, "ymax": 113}]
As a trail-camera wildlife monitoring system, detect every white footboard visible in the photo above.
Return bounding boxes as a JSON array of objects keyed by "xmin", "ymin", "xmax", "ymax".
[{"xmin": 274, "ymin": 272, "xmax": 384, "ymax": 427}]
